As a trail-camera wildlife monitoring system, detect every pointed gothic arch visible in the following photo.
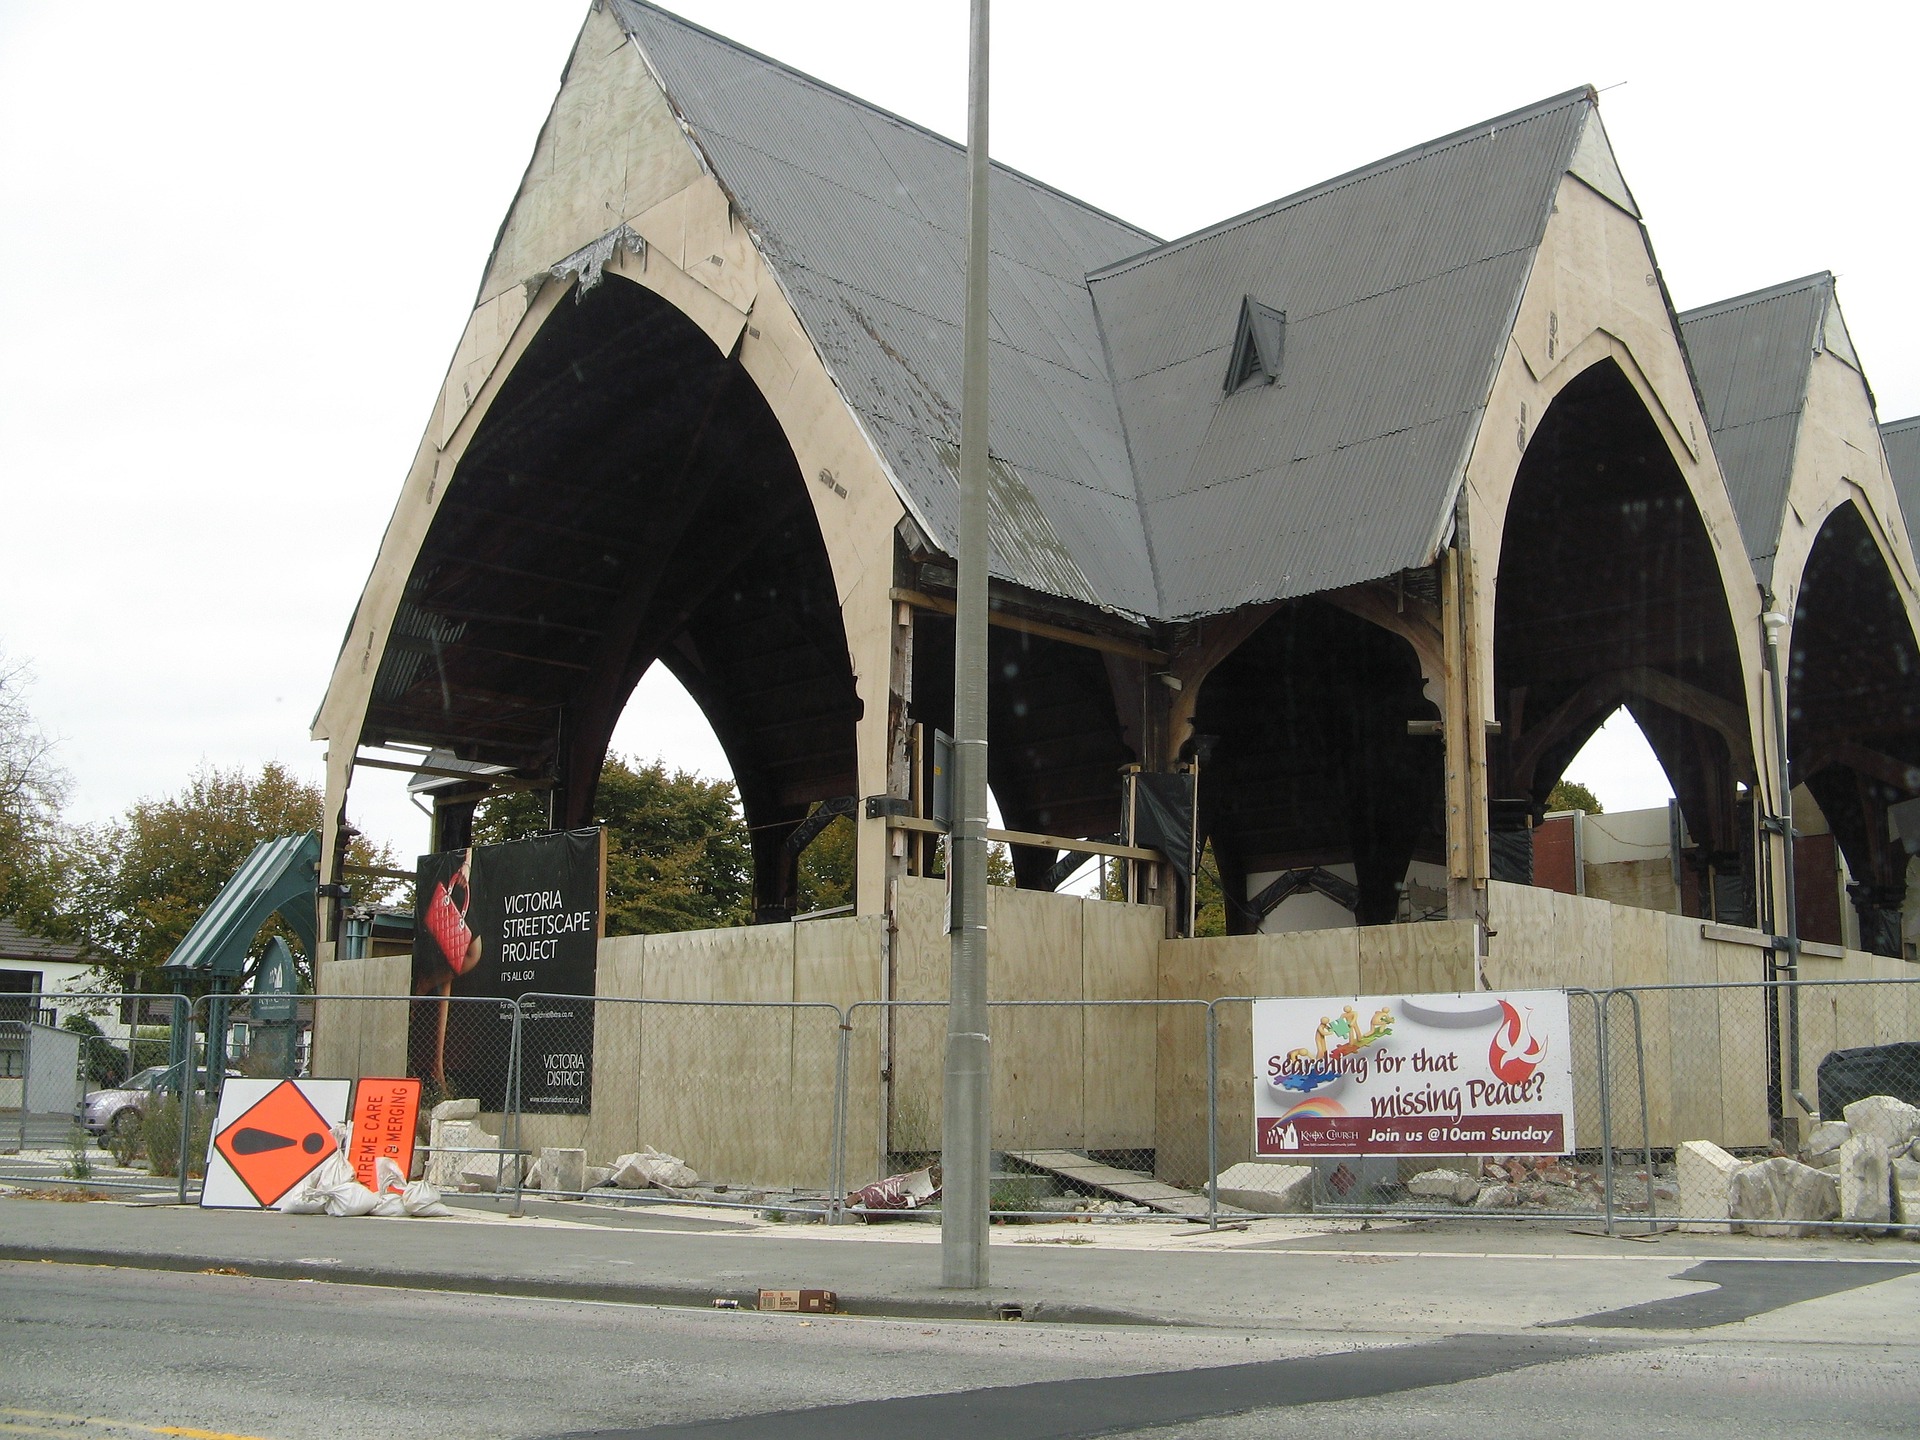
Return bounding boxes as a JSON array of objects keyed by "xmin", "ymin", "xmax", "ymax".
[
  {"xmin": 1491, "ymin": 356, "xmax": 1756, "ymax": 917},
  {"xmin": 1789, "ymin": 499, "xmax": 1920, "ymax": 952},
  {"xmin": 357, "ymin": 274, "xmax": 860, "ymax": 921}
]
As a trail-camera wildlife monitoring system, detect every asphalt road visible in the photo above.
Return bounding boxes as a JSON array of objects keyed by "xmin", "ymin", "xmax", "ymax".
[{"xmin": 3, "ymin": 1261, "xmax": 1915, "ymax": 1440}]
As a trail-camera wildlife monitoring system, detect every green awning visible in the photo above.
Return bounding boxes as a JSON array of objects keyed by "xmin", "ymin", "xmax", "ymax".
[{"xmin": 160, "ymin": 831, "xmax": 320, "ymax": 978}]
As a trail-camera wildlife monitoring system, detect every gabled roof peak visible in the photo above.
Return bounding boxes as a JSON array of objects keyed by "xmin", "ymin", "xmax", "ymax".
[
  {"xmin": 1090, "ymin": 85, "xmax": 1598, "ymax": 281},
  {"xmin": 611, "ymin": 0, "xmax": 1156, "ymax": 244},
  {"xmin": 1677, "ymin": 271, "xmax": 1835, "ymax": 325}
]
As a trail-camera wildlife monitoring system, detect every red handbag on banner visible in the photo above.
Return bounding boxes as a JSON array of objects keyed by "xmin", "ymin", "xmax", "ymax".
[{"xmin": 426, "ymin": 873, "xmax": 477, "ymax": 975}]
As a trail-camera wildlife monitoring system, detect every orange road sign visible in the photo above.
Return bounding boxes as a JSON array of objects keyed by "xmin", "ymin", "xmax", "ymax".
[
  {"xmin": 211, "ymin": 1080, "xmax": 338, "ymax": 1207},
  {"xmin": 347, "ymin": 1078, "xmax": 421, "ymax": 1191}
]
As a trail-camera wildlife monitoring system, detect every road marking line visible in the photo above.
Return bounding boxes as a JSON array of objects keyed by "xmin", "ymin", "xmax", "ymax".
[{"xmin": 0, "ymin": 1411, "xmax": 276, "ymax": 1440}]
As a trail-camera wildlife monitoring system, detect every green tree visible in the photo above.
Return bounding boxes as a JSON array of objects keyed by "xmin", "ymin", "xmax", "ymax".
[
  {"xmin": 0, "ymin": 651, "xmax": 69, "ymax": 928},
  {"xmin": 62, "ymin": 762, "xmax": 390, "ymax": 992},
  {"xmin": 476, "ymin": 754, "xmax": 752, "ymax": 934},
  {"xmin": 796, "ymin": 813, "xmax": 854, "ymax": 915},
  {"xmin": 1546, "ymin": 779, "xmax": 1604, "ymax": 815}
]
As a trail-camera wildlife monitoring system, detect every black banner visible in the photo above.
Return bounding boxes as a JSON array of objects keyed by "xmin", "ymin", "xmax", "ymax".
[{"xmin": 410, "ymin": 827, "xmax": 603, "ymax": 1113}]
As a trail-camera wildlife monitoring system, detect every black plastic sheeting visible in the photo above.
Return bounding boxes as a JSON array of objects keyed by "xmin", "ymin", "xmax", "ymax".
[
  {"xmin": 1816, "ymin": 1041, "xmax": 1920, "ymax": 1117},
  {"xmin": 1131, "ymin": 773, "xmax": 1196, "ymax": 887}
]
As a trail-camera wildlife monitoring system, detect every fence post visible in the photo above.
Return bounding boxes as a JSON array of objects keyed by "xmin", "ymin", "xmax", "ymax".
[
  {"xmin": 1206, "ymin": 1001, "xmax": 1220, "ymax": 1232},
  {"xmin": 829, "ymin": 1007, "xmax": 852, "ymax": 1224},
  {"xmin": 1619, "ymin": 988, "xmax": 1658, "ymax": 1232},
  {"xmin": 17, "ymin": 1021, "xmax": 30, "ymax": 1153},
  {"xmin": 1595, "ymin": 989, "xmax": 1615, "ymax": 1234},
  {"xmin": 508, "ymin": 998, "xmax": 526, "ymax": 1219},
  {"xmin": 176, "ymin": 995, "xmax": 197, "ymax": 1206}
]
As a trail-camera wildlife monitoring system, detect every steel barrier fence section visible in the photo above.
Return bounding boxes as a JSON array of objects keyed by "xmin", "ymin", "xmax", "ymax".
[
  {"xmin": 840, "ymin": 998, "xmax": 1212, "ymax": 1222},
  {"xmin": 1602, "ymin": 977, "xmax": 1920, "ymax": 1235},
  {"xmin": 0, "ymin": 994, "xmax": 200, "ymax": 1197},
  {"xmin": 508, "ymin": 993, "xmax": 848, "ymax": 1216},
  {"xmin": 4, "ymin": 978, "xmax": 1912, "ymax": 1234}
]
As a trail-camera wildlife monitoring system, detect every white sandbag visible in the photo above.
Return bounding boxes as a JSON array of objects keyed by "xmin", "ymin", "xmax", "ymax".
[
  {"xmin": 374, "ymin": 1155, "xmax": 407, "ymax": 1193},
  {"xmin": 307, "ymin": 1146, "xmax": 380, "ymax": 1218},
  {"xmin": 401, "ymin": 1179, "xmax": 452, "ymax": 1218},
  {"xmin": 369, "ymin": 1192, "xmax": 408, "ymax": 1217}
]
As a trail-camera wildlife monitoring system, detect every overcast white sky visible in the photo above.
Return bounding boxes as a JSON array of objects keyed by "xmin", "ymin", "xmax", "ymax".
[{"xmin": 2, "ymin": 1, "xmax": 1913, "ymax": 861}]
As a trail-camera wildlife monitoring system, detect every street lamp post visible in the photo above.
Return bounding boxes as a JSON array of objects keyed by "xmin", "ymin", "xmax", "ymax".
[{"xmin": 942, "ymin": 0, "xmax": 992, "ymax": 1290}]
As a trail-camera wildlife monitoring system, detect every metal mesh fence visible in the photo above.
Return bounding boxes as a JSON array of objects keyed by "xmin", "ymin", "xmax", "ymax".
[
  {"xmin": 842, "ymin": 999, "xmax": 1212, "ymax": 1223},
  {"xmin": 251, "ymin": 992, "xmax": 530, "ymax": 1200},
  {"xmin": 0, "ymin": 993, "xmax": 200, "ymax": 1197},
  {"xmin": 6, "ymin": 976, "xmax": 1911, "ymax": 1232},
  {"xmin": 1605, "ymin": 976, "xmax": 1920, "ymax": 1235},
  {"xmin": 511, "ymin": 993, "xmax": 847, "ymax": 1215},
  {"xmin": 1204, "ymin": 990, "xmax": 1618, "ymax": 1225}
]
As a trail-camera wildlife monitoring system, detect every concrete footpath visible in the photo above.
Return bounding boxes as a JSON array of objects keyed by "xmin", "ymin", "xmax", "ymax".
[{"xmin": 4, "ymin": 1188, "xmax": 1917, "ymax": 1332}]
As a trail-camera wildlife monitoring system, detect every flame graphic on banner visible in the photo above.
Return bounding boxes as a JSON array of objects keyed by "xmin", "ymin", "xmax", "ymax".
[{"xmin": 1489, "ymin": 1000, "xmax": 1547, "ymax": 1084}]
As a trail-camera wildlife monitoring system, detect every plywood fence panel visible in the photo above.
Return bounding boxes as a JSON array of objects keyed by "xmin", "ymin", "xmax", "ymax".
[
  {"xmin": 1357, "ymin": 919, "xmax": 1476, "ymax": 994},
  {"xmin": 585, "ymin": 991, "xmax": 647, "ymax": 1162},
  {"xmin": 988, "ymin": 885, "xmax": 1084, "ymax": 1151},
  {"xmin": 797, "ymin": 916, "xmax": 884, "ymax": 1188},
  {"xmin": 1484, "ymin": 881, "xmax": 1562, "ymax": 989},
  {"xmin": 794, "ymin": 915, "xmax": 884, "ymax": 1008},
  {"xmin": 1712, "ymin": 938, "xmax": 1773, "ymax": 1149},
  {"xmin": 887, "ymin": 878, "xmax": 949, "ymax": 1161},
  {"xmin": 1605, "ymin": 904, "xmax": 1669, "ymax": 1149},
  {"xmin": 313, "ymin": 956, "xmax": 411, "ymax": 1084},
  {"xmin": 1082, "ymin": 897, "xmax": 1164, "ymax": 1151},
  {"xmin": 1662, "ymin": 914, "xmax": 1724, "ymax": 1150}
]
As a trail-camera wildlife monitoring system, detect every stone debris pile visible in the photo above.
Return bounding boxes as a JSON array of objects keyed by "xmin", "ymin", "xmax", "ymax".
[{"xmin": 1676, "ymin": 1093, "xmax": 1920, "ymax": 1237}]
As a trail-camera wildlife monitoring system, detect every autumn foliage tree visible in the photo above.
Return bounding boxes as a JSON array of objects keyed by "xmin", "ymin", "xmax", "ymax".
[
  {"xmin": 61, "ymin": 762, "xmax": 392, "ymax": 992},
  {"xmin": 476, "ymin": 755, "xmax": 753, "ymax": 934},
  {"xmin": 0, "ymin": 651, "xmax": 69, "ymax": 929}
]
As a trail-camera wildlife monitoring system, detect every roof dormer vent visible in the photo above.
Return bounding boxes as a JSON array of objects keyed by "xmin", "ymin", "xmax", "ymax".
[{"xmin": 1226, "ymin": 296, "xmax": 1286, "ymax": 393}]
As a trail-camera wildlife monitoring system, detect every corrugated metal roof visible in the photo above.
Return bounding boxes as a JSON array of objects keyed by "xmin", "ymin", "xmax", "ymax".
[
  {"xmin": 612, "ymin": 6, "xmax": 1603, "ymax": 620},
  {"xmin": 1886, "ymin": 415, "xmax": 1920, "ymax": 539},
  {"xmin": 615, "ymin": 1, "xmax": 1160, "ymax": 615},
  {"xmin": 161, "ymin": 832, "xmax": 319, "ymax": 978},
  {"xmin": 1677, "ymin": 273, "xmax": 1831, "ymax": 583},
  {"xmin": 1090, "ymin": 91, "xmax": 1592, "ymax": 617}
]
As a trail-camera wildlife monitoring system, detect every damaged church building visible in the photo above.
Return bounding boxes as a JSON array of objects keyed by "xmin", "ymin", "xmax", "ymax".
[{"xmin": 312, "ymin": 1, "xmax": 1920, "ymax": 1179}]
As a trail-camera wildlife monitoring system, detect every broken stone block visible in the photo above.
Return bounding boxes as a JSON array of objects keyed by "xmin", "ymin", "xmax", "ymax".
[
  {"xmin": 1842, "ymin": 1096, "xmax": 1920, "ymax": 1156},
  {"xmin": 1802, "ymin": 1120, "xmax": 1851, "ymax": 1169},
  {"xmin": 1677, "ymin": 1140, "xmax": 1743, "ymax": 1232},
  {"xmin": 457, "ymin": 1127, "xmax": 519, "ymax": 1192},
  {"xmin": 586, "ymin": 1165, "xmax": 613, "ymax": 1190},
  {"xmin": 1838, "ymin": 1135, "xmax": 1890, "ymax": 1230},
  {"xmin": 1728, "ymin": 1156, "xmax": 1840, "ymax": 1237},
  {"xmin": 611, "ymin": 1148, "xmax": 698, "ymax": 1189},
  {"xmin": 1406, "ymin": 1168, "xmax": 1479, "ymax": 1204},
  {"xmin": 427, "ymin": 1118, "xmax": 476, "ymax": 1188},
  {"xmin": 1474, "ymin": 1184, "xmax": 1518, "ymax": 1208},
  {"xmin": 431, "ymin": 1097, "xmax": 480, "ymax": 1124},
  {"xmin": 1891, "ymin": 1157, "xmax": 1920, "ymax": 1236},
  {"xmin": 1212, "ymin": 1162, "xmax": 1313, "ymax": 1214},
  {"xmin": 540, "ymin": 1147, "xmax": 587, "ymax": 1195}
]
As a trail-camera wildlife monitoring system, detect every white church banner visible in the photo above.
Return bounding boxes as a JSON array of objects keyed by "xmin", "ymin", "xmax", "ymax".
[{"xmin": 1252, "ymin": 990, "xmax": 1575, "ymax": 1158}]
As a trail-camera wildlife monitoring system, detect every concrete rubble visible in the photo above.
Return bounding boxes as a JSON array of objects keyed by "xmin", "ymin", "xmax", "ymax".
[
  {"xmin": 1802, "ymin": 1120, "xmax": 1852, "ymax": 1169},
  {"xmin": 1841, "ymin": 1095, "xmax": 1920, "ymax": 1157},
  {"xmin": 541, "ymin": 1147, "xmax": 587, "ymax": 1195},
  {"xmin": 1407, "ymin": 1169, "xmax": 1481, "ymax": 1205},
  {"xmin": 1211, "ymin": 1162, "xmax": 1313, "ymax": 1214},
  {"xmin": 1892, "ymin": 1157, "xmax": 1920, "ymax": 1235},
  {"xmin": 611, "ymin": 1148, "xmax": 699, "ymax": 1190},
  {"xmin": 1837, "ymin": 1135, "xmax": 1890, "ymax": 1230},
  {"xmin": 1677, "ymin": 1139, "xmax": 1742, "ymax": 1231},
  {"xmin": 1727, "ymin": 1156, "xmax": 1839, "ymax": 1237}
]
